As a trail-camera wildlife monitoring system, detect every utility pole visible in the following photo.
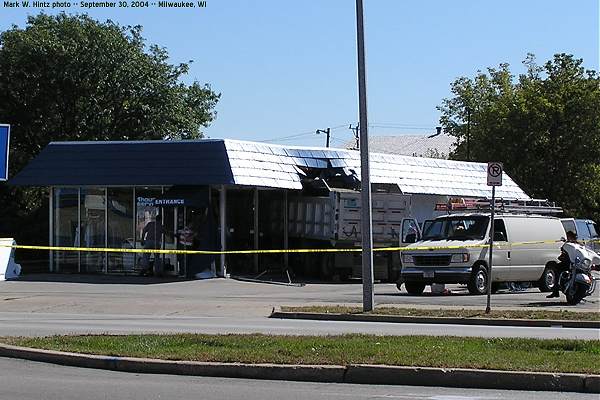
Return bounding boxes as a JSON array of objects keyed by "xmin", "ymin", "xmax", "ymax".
[
  {"xmin": 466, "ymin": 107, "xmax": 471, "ymax": 161},
  {"xmin": 355, "ymin": 0, "xmax": 374, "ymax": 312},
  {"xmin": 316, "ymin": 128, "xmax": 331, "ymax": 148},
  {"xmin": 349, "ymin": 124, "xmax": 359, "ymax": 149}
]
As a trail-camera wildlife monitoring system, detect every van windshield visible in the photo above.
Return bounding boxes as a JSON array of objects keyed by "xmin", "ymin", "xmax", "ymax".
[{"xmin": 422, "ymin": 216, "xmax": 489, "ymax": 241}]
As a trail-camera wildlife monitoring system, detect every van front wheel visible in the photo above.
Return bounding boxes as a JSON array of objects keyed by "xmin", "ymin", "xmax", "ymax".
[{"xmin": 468, "ymin": 265, "xmax": 488, "ymax": 295}]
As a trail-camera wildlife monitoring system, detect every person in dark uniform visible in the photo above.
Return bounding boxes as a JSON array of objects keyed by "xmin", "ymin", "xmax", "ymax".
[
  {"xmin": 140, "ymin": 213, "xmax": 166, "ymax": 276},
  {"xmin": 547, "ymin": 230, "xmax": 579, "ymax": 298}
]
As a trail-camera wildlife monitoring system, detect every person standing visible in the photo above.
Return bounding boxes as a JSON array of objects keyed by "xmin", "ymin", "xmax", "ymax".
[{"xmin": 140, "ymin": 213, "xmax": 165, "ymax": 276}]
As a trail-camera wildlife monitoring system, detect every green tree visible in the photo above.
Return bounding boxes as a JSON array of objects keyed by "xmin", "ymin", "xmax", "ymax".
[
  {"xmin": 438, "ymin": 54, "xmax": 600, "ymax": 221},
  {"xmin": 0, "ymin": 13, "xmax": 220, "ymax": 243}
]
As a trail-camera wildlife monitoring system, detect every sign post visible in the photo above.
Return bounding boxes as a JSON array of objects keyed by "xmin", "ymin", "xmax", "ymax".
[
  {"xmin": 0, "ymin": 125, "xmax": 10, "ymax": 181},
  {"xmin": 486, "ymin": 162, "xmax": 503, "ymax": 314}
]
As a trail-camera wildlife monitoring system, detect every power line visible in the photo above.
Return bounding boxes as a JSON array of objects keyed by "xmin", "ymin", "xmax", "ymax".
[
  {"xmin": 256, "ymin": 122, "xmax": 437, "ymax": 145},
  {"xmin": 257, "ymin": 130, "xmax": 315, "ymax": 143},
  {"xmin": 330, "ymin": 137, "xmax": 350, "ymax": 146},
  {"xmin": 258, "ymin": 124, "xmax": 348, "ymax": 143},
  {"xmin": 369, "ymin": 125, "xmax": 434, "ymax": 131},
  {"xmin": 370, "ymin": 122, "xmax": 435, "ymax": 128}
]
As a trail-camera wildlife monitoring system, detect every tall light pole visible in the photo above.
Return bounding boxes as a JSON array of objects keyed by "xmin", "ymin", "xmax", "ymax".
[
  {"xmin": 355, "ymin": 0, "xmax": 374, "ymax": 312},
  {"xmin": 316, "ymin": 128, "xmax": 331, "ymax": 148}
]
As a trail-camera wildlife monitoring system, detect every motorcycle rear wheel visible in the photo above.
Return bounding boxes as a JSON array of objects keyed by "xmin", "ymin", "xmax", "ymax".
[{"xmin": 566, "ymin": 284, "xmax": 588, "ymax": 305}]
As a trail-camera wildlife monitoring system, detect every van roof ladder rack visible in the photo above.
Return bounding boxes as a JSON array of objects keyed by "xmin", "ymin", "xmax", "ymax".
[{"xmin": 435, "ymin": 198, "xmax": 563, "ymax": 215}]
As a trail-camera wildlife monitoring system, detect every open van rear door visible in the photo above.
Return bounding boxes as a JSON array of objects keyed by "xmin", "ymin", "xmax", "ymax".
[{"xmin": 401, "ymin": 218, "xmax": 421, "ymax": 244}]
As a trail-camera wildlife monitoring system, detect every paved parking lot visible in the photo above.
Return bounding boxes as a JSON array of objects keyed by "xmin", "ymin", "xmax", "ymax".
[{"xmin": 0, "ymin": 274, "xmax": 597, "ymax": 317}]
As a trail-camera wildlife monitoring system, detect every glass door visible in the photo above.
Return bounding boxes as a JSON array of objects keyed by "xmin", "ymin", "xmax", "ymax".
[{"xmin": 161, "ymin": 206, "xmax": 177, "ymax": 276}]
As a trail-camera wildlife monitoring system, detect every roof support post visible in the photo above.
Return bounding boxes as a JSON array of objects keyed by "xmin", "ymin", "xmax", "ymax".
[
  {"xmin": 253, "ymin": 187, "xmax": 259, "ymax": 273},
  {"xmin": 219, "ymin": 185, "xmax": 227, "ymax": 278},
  {"xmin": 77, "ymin": 187, "xmax": 81, "ymax": 273},
  {"xmin": 284, "ymin": 189, "xmax": 289, "ymax": 271},
  {"xmin": 49, "ymin": 187, "xmax": 54, "ymax": 273},
  {"xmin": 104, "ymin": 187, "xmax": 108, "ymax": 274}
]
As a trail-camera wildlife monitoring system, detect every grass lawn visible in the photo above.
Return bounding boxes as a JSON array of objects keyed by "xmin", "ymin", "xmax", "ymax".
[
  {"xmin": 3, "ymin": 334, "xmax": 599, "ymax": 374},
  {"xmin": 279, "ymin": 306, "xmax": 600, "ymax": 321}
]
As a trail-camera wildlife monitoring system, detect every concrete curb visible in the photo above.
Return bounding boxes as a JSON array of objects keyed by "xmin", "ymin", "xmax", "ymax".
[
  {"xmin": 0, "ymin": 343, "xmax": 598, "ymax": 393},
  {"xmin": 270, "ymin": 311, "xmax": 600, "ymax": 329}
]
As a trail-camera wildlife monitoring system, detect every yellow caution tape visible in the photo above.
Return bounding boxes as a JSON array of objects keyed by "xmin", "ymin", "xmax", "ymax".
[{"xmin": 0, "ymin": 238, "xmax": 572, "ymax": 255}]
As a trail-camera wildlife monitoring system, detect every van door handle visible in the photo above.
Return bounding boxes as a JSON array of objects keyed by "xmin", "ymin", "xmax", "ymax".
[{"xmin": 507, "ymin": 251, "xmax": 511, "ymax": 259}]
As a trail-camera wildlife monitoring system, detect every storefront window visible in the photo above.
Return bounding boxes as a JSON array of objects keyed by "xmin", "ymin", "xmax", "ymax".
[
  {"xmin": 53, "ymin": 188, "xmax": 79, "ymax": 273},
  {"xmin": 107, "ymin": 188, "xmax": 135, "ymax": 274},
  {"xmin": 80, "ymin": 188, "xmax": 106, "ymax": 273}
]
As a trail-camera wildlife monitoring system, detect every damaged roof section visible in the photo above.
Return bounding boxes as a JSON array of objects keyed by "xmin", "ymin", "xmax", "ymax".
[
  {"xmin": 10, "ymin": 138, "xmax": 530, "ymax": 200},
  {"xmin": 224, "ymin": 140, "xmax": 529, "ymax": 199}
]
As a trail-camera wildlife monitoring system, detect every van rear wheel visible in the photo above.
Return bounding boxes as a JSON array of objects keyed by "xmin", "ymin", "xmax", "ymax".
[{"xmin": 468, "ymin": 265, "xmax": 488, "ymax": 295}]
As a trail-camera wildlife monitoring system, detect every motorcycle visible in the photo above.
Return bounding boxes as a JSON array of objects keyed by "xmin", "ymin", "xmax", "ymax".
[{"xmin": 558, "ymin": 242, "xmax": 600, "ymax": 305}]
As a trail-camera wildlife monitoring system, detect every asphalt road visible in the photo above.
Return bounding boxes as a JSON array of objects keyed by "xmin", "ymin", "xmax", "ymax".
[
  {"xmin": 0, "ymin": 275, "xmax": 598, "ymax": 339},
  {"xmin": 1, "ymin": 311, "xmax": 598, "ymax": 339},
  {"xmin": 1, "ymin": 357, "xmax": 595, "ymax": 400}
]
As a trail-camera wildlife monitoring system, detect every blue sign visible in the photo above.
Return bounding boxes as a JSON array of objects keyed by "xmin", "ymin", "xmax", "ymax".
[{"xmin": 0, "ymin": 125, "xmax": 9, "ymax": 181}]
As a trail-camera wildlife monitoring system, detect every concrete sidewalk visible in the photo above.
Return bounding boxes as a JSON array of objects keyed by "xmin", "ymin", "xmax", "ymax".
[{"xmin": 0, "ymin": 343, "xmax": 598, "ymax": 393}]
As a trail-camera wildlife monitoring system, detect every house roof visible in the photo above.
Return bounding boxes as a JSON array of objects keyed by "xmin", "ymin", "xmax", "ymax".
[
  {"xmin": 345, "ymin": 133, "xmax": 456, "ymax": 158},
  {"xmin": 10, "ymin": 138, "xmax": 530, "ymax": 199}
]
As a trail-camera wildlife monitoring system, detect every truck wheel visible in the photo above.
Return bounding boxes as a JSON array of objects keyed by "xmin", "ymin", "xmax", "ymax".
[
  {"xmin": 404, "ymin": 282, "xmax": 426, "ymax": 295},
  {"xmin": 468, "ymin": 265, "xmax": 488, "ymax": 295},
  {"xmin": 319, "ymin": 254, "xmax": 333, "ymax": 280},
  {"xmin": 538, "ymin": 265, "xmax": 557, "ymax": 293},
  {"xmin": 387, "ymin": 266, "xmax": 400, "ymax": 283}
]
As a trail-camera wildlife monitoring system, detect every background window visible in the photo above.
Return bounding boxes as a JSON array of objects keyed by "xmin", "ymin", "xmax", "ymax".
[
  {"xmin": 80, "ymin": 188, "xmax": 106, "ymax": 273},
  {"xmin": 53, "ymin": 188, "xmax": 79, "ymax": 273}
]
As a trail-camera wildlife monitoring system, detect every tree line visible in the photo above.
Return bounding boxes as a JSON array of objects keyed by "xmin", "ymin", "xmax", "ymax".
[
  {"xmin": 439, "ymin": 53, "xmax": 599, "ymax": 222},
  {"xmin": 0, "ymin": 13, "xmax": 220, "ymax": 249}
]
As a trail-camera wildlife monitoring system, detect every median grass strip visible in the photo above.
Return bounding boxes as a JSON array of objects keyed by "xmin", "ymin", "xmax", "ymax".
[
  {"xmin": 280, "ymin": 306, "xmax": 600, "ymax": 321},
  {"xmin": 3, "ymin": 334, "xmax": 600, "ymax": 375}
]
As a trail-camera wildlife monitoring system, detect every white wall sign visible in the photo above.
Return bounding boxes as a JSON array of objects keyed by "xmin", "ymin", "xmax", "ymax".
[{"xmin": 0, "ymin": 238, "xmax": 21, "ymax": 281}]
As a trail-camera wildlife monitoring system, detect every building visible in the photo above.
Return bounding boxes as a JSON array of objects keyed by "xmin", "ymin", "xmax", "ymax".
[{"xmin": 10, "ymin": 138, "xmax": 529, "ymax": 278}]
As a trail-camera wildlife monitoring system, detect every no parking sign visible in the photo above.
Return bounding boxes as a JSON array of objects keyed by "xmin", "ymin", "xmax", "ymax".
[{"xmin": 487, "ymin": 162, "xmax": 503, "ymax": 186}]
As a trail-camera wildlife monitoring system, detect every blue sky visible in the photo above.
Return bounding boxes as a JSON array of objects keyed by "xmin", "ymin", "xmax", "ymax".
[{"xmin": 1, "ymin": 0, "xmax": 598, "ymax": 148}]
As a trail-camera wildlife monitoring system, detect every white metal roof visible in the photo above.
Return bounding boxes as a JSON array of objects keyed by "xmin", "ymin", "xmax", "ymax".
[{"xmin": 223, "ymin": 139, "xmax": 530, "ymax": 199}]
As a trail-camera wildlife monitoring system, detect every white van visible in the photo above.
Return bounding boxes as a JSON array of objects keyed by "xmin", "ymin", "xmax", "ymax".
[
  {"xmin": 561, "ymin": 218, "xmax": 599, "ymax": 254},
  {"xmin": 400, "ymin": 213, "xmax": 565, "ymax": 295}
]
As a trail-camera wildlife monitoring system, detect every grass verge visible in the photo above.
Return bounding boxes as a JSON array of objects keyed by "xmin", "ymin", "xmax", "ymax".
[
  {"xmin": 3, "ymin": 334, "xmax": 600, "ymax": 374},
  {"xmin": 280, "ymin": 306, "xmax": 600, "ymax": 321}
]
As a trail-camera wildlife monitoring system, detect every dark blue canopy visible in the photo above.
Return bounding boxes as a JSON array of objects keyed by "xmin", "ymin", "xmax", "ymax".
[{"xmin": 10, "ymin": 140, "xmax": 235, "ymax": 186}]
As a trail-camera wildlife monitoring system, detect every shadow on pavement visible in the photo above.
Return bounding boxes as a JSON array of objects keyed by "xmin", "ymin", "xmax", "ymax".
[
  {"xmin": 377, "ymin": 292, "xmax": 473, "ymax": 297},
  {"xmin": 523, "ymin": 301, "xmax": 577, "ymax": 308},
  {"xmin": 13, "ymin": 273, "xmax": 186, "ymax": 285}
]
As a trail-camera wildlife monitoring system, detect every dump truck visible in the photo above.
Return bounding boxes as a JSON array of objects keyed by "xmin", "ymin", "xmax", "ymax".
[{"xmin": 287, "ymin": 189, "xmax": 420, "ymax": 281}]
